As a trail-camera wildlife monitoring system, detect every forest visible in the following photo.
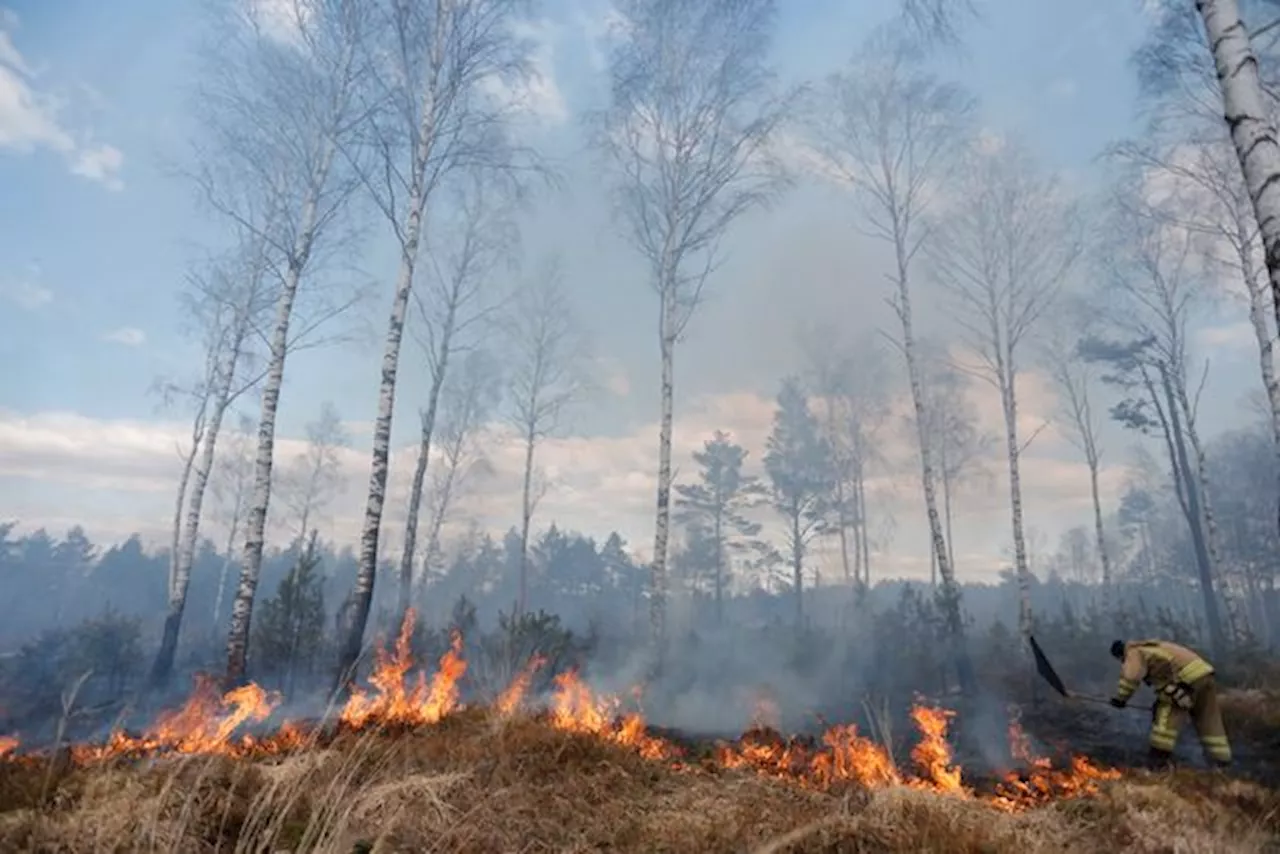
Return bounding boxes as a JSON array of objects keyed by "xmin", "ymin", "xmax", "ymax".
[{"xmin": 4, "ymin": 0, "xmax": 1280, "ymax": 851}]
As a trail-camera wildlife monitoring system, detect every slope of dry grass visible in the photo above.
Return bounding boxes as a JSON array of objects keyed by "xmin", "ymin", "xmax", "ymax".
[{"xmin": 0, "ymin": 708, "xmax": 1276, "ymax": 854}]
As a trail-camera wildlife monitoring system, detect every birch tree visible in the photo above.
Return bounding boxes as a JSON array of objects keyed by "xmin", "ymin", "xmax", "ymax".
[
  {"xmin": 1193, "ymin": 1, "xmax": 1280, "ymax": 343},
  {"xmin": 503, "ymin": 257, "xmax": 589, "ymax": 617},
  {"xmin": 1125, "ymin": 7, "xmax": 1280, "ymax": 547},
  {"xmin": 917, "ymin": 344, "xmax": 993, "ymax": 586},
  {"xmin": 277, "ymin": 401, "xmax": 350, "ymax": 543},
  {"xmin": 208, "ymin": 0, "xmax": 373, "ymax": 688},
  {"xmin": 591, "ymin": 0, "xmax": 789, "ymax": 668},
  {"xmin": 927, "ymin": 139, "xmax": 1081, "ymax": 645},
  {"xmin": 1084, "ymin": 203, "xmax": 1228, "ymax": 656},
  {"xmin": 1037, "ymin": 324, "xmax": 1114, "ymax": 597},
  {"xmin": 151, "ymin": 240, "xmax": 273, "ymax": 689},
  {"xmin": 341, "ymin": 0, "xmax": 542, "ymax": 687},
  {"xmin": 803, "ymin": 28, "xmax": 975, "ymax": 687},
  {"xmin": 419, "ymin": 350, "xmax": 501, "ymax": 591},
  {"xmin": 397, "ymin": 180, "xmax": 512, "ymax": 623},
  {"xmin": 210, "ymin": 414, "xmax": 257, "ymax": 635}
]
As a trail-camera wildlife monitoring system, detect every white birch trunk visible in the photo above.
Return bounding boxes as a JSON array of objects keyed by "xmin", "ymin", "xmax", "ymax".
[
  {"xmin": 224, "ymin": 144, "xmax": 332, "ymax": 687},
  {"xmin": 895, "ymin": 241, "xmax": 971, "ymax": 690},
  {"xmin": 1197, "ymin": 1, "xmax": 1280, "ymax": 350},
  {"xmin": 649, "ymin": 282, "xmax": 677, "ymax": 671},
  {"xmin": 1087, "ymin": 453, "xmax": 1111, "ymax": 591},
  {"xmin": 152, "ymin": 332, "xmax": 243, "ymax": 687},
  {"xmin": 517, "ymin": 424, "xmax": 536, "ymax": 617},
  {"xmin": 1237, "ymin": 220, "xmax": 1280, "ymax": 550},
  {"xmin": 397, "ymin": 354, "xmax": 449, "ymax": 621},
  {"xmin": 212, "ymin": 509, "xmax": 241, "ymax": 634},
  {"xmin": 340, "ymin": 81, "xmax": 439, "ymax": 687},
  {"xmin": 998, "ymin": 362, "xmax": 1034, "ymax": 645}
]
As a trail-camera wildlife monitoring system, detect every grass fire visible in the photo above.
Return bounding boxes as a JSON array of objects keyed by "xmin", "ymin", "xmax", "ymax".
[{"xmin": 2, "ymin": 610, "xmax": 1276, "ymax": 852}]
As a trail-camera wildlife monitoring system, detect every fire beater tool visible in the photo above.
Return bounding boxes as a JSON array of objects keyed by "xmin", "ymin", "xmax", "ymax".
[{"xmin": 1028, "ymin": 635, "xmax": 1150, "ymax": 713}]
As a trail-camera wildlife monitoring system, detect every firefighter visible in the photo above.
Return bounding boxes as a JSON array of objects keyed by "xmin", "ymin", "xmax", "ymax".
[{"xmin": 1108, "ymin": 639, "xmax": 1232, "ymax": 768}]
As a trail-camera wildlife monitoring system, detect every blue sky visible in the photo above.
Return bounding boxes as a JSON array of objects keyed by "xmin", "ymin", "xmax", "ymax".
[{"xmin": 0, "ymin": 0, "xmax": 1260, "ymax": 582}]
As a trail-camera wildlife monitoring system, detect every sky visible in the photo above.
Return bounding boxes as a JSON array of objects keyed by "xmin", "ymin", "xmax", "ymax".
[{"xmin": 0, "ymin": 0, "xmax": 1267, "ymax": 586}]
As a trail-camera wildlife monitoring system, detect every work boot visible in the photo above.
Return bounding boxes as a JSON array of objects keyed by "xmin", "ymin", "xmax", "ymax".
[{"xmin": 1147, "ymin": 747, "xmax": 1175, "ymax": 771}]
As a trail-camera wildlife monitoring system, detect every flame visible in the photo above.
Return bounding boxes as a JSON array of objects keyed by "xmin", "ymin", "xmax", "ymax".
[
  {"xmin": 548, "ymin": 669, "xmax": 672, "ymax": 760},
  {"xmin": 338, "ymin": 610, "xmax": 467, "ymax": 729},
  {"xmin": 988, "ymin": 707, "xmax": 1121, "ymax": 811},
  {"xmin": 69, "ymin": 673, "xmax": 279, "ymax": 762},
  {"xmin": 3, "ymin": 614, "xmax": 1123, "ymax": 818},
  {"xmin": 906, "ymin": 704, "xmax": 967, "ymax": 794},
  {"xmin": 496, "ymin": 655, "xmax": 546, "ymax": 717}
]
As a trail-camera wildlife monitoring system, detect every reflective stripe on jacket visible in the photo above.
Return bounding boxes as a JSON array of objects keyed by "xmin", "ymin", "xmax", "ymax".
[{"xmin": 1113, "ymin": 640, "xmax": 1214, "ymax": 702}]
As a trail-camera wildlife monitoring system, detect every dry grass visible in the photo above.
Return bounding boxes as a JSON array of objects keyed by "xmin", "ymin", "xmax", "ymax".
[{"xmin": 0, "ymin": 709, "xmax": 1276, "ymax": 853}]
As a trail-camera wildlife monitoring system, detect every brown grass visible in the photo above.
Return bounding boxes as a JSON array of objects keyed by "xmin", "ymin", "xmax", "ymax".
[{"xmin": 0, "ymin": 709, "xmax": 1276, "ymax": 853}]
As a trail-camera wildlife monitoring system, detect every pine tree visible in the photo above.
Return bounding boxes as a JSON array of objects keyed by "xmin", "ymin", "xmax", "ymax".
[
  {"xmin": 674, "ymin": 431, "xmax": 765, "ymax": 623},
  {"xmin": 253, "ymin": 531, "xmax": 326, "ymax": 694},
  {"xmin": 763, "ymin": 377, "xmax": 836, "ymax": 629}
]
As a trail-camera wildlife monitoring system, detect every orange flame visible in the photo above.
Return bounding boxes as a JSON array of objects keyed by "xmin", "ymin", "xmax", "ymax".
[
  {"xmin": 496, "ymin": 655, "xmax": 546, "ymax": 717},
  {"xmin": 339, "ymin": 610, "xmax": 467, "ymax": 729},
  {"xmin": 907, "ymin": 704, "xmax": 967, "ymax": 794},
  {"xmin": 549, "ymin": 669, "xmax": 672, "ymax": 759},
  {"xmin": 70, "ymin": 673, "xmax": 279, "ymax": 762},
  {"xmin": 15, "ymin": 614, "xmax": 1122, "ymax": 817}
]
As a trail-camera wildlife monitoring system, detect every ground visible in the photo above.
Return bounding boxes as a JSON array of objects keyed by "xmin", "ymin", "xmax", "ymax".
[{"xmin": 0, "ymin": 702, "xmax": 1277, "ymax": 853}]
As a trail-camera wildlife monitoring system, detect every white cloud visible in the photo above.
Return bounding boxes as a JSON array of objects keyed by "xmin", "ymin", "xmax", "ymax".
[
  {"xmin": 70, "ymin": 143, "xmax": 123, "ymax": 190},
  {"xmin": 0, "ymin": 277, "xmax": 51, "ymax": 309},
  {"xmin": 102, "ymin": 326, "xmax": 146, "ymax": 347},
  {"xmin": 0, "ymin": 370, "xmax": 1131, "ymax": 586},
  {"xmin": 0, "ymin": 10, "xmax": 124, "ymax": 189}
]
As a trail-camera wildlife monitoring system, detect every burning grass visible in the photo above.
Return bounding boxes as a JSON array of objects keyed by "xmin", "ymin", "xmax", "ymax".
[{"xmin": 0, "ymin": 609, "xmax": 1276, "ymax": 852}]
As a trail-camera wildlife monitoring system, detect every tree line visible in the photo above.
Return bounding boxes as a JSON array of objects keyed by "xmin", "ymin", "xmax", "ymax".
[{"xmin": 19, "ymin": 0, "xmax": 1280, "ymax": 700}]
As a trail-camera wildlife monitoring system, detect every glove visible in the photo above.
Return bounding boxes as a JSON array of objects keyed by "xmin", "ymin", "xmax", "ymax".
[{"xmin": 1109, "ymin": 697, "xmax": 1127, "ymax": 709}]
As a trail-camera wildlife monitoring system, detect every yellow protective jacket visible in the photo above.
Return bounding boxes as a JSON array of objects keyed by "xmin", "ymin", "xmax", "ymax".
[{"xmin": 1113, "ymin": 640, "xmax": 1214, "ymax": 704}]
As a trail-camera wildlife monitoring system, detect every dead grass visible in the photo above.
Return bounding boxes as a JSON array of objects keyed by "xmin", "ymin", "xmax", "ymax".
[{"xmin": 0, "ymin": 709, "xmax": 1276, "ymax": 853}]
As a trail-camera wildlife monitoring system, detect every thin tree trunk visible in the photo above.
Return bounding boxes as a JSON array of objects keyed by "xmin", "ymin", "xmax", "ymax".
[
  {"xmin": 224, "ymin": 147, "xmax": 331, "ymax": 688},
  {"xmin": 168, "ymin": 414, "xmax": 205, "ymax": 612},
  {"xmin": 212, "ymin": 510, "xmax": 240, "ymax": 635},
  {"xmin": 1160, "ymin": 364, "xmax": 1227, "ymax": 658},
  {"xmin": 941, "ymin": 443, "xmax": 956, "ymax": 577},
  {"xmin": 649, "ymin": 282, "xmax": 677, "ymax": 673},
  {"xmin": 1237, "ymin": 226, "xmax": 1280, "ymax": 567},
  {"xmin": 517, "ymin": 424, "xmax": 536, "ymax": 617},
  {"xmin": 894, "ymin": 245, "xmax": 972, "ymax": 692},
  {"xmin": 398, "ymin": 382, "xmax": 446, "ymax": 621},
  {"xmin": 997, "ymin": 358, "xmax": 1034, "ymax": 645},
  {"xmin": 152, "ymin": 347, "xmax": 240, "ymax": 688},
  {"xmin": 397, "ymin": 288, "xmax": 457, "ymax": 622},
  {"xmin": 713, "ymin": 504, "xmax": 724, "ymax": 625},
  {"xmin": 1197, "ymin": 1, "xmax": 1280, "ymax": 361},
  {"xmin": 858, "ymin": 459, "xmax": 871, "ymax": 587},
  {"xmin": 340, "ymin": 179, "xmax": 427, "ymax": 692},
  {"xmin": 791, "ymin": 510, "xmax": 803, "ymax": 629},
  {"xmin": 1086, "ymin": 452, "xmax": 1111, "ymax": 589}
]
